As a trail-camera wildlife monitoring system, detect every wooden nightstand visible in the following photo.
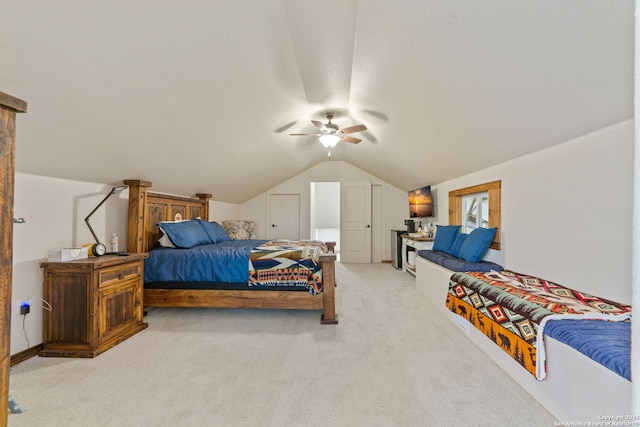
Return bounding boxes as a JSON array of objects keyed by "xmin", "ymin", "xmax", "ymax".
[{"xmin": 40, "ymin": 253, "xmax": 148, "ymax": 358}]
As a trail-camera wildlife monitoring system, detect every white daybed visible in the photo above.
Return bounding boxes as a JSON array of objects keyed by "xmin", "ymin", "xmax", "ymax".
[{"xmin": 416, "ymin": 254, "xmax": 632, "ymax": 422}]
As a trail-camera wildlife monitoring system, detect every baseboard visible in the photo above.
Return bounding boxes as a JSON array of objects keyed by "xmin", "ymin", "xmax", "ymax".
[{"xmin": 10, "ymin": 344, "xmax": 42, "ymax": 366}]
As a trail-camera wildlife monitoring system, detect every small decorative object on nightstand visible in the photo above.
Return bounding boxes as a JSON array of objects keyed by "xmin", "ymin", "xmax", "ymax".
[{"xmin": 40, "ymin": 253, "xmax": 148, "ymax": 358}]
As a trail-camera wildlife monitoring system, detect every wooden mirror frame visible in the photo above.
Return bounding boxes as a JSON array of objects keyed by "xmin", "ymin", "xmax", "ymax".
[{"xmin": 448, "ymin": 180, "xmax": 501, "ymax": 250}]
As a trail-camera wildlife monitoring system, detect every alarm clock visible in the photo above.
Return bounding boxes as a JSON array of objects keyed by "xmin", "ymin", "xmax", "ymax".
[{"xmin": 83, "ymin": 242, "xmax": 107, "ymax": 257}]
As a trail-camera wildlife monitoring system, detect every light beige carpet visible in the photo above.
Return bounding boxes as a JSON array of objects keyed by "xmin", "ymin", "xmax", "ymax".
[{"xmin": 8, "ymin": 262, "xmax": 557, "ymax": 427}]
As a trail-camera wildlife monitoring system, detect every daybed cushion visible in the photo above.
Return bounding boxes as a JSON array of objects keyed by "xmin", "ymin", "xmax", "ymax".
[
  {"xmin": 459, "ymin": 227, "xmax": 497, "ymax": 262},
  {"xmin": 448, "ymin": 233, "xmax": 468, "ymax": 258},
  {"xmin": 544, "ymin": 319, "xmax": 631, "ymax": 381},
  {"xmin": 432, "ymin": 225, "xmax": 460, "ymax": 253},
  {"xmin": 417, "ymin": 249, "xmax": 503, "ymax": 272}
]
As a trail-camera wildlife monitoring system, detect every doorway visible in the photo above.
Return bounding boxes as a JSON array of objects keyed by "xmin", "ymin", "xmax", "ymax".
[
  {"xmin": 309, "ymin": 180, "xmax": 379, "ymax": 263},
  {"xmin": 310, "ymin": 182, "xmax": 340, "ymax": 253}
]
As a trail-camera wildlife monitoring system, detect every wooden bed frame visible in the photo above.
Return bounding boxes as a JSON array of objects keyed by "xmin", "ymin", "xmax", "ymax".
[{"xmin": 124, "ymin": 179, "xmax": 338, "ymax": 324}]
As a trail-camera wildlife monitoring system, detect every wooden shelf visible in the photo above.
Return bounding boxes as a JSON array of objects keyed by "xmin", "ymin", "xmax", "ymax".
[
  {"xmin": 403, "ymin": 262, "xmax": 417, "ymax": 277},
  {"xmin": 401, "ymin": 237, "xmax": 433, "ymax": 277}
]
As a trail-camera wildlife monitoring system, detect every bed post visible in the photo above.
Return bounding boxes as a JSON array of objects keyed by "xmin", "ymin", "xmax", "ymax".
[
  {"xmin": 124, "ymin": 179, "xmax": 152, "ymax": 254},
  {"xmin": 320, "ymin": 241, "xmax": 338, "ymax": 324},
  {"xmin": 195, "ymin": 193, "xmax": 212, "ymax": 221}
]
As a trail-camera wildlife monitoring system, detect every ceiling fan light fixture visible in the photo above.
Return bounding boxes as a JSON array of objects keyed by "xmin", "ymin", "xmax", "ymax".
[
  {"xmin": 289, "ymin": 112, "xmax": 366, "ymax": 151},
  {"xmin": 319, "ymin": 134, "xmax": 340, "ymax": 147}
]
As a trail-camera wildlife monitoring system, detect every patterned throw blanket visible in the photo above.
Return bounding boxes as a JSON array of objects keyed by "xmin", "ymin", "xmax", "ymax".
[
  {"xmin": 446, "ymin": 270, "xmax": 631, "ymax": 380},
  {"xmin": 248, "ymin": 240, "xmax": 328, "ymax": 295}
]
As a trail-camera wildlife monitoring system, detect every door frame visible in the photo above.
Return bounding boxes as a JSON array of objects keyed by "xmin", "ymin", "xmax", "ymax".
[{"xmin": 309, "ymin": 181, "xmax": 341, "ymax": 251}]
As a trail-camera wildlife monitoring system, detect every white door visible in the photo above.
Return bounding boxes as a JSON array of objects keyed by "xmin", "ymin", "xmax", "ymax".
[
  {"xmin": 269, "ymin": 194, "xmax": 300, "ymax": 240},
  {"xmin": 340, "ymin": 181, "xmax": 371, "ymax": 263}
]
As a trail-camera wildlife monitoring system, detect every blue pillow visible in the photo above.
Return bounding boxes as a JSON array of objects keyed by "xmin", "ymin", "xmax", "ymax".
[
  {"xmin": 432, "ymin": 225, "xmax": 461, "ymax": 252},
  {"xmin": 448, "ymin": 233, "xmax": 468, "ymax": 258},
  {"xmin": 459, "ymin": 227, "xmax": 497, "ymax": 263},
  {"xmin": 158, "ymin": 220, "xmax": 212, "ymax": 248},
  {"xmin": 198, "ymin": 220, "xmax": 232, "ymax": 243}
]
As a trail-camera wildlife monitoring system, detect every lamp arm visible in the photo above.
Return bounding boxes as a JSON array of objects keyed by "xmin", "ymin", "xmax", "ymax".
[{"xmin": 84, "ymin": 188, "xmax": 117, "ymax": 244}]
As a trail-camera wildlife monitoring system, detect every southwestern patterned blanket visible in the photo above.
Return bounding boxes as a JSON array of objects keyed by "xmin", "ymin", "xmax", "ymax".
[
  {"xmin": 446, "ymin": 270, "xmax": 631, "ymax": 380},
  {"xmin": 248, "ymin": 240, "xmax": 328, "ymax": 295}
]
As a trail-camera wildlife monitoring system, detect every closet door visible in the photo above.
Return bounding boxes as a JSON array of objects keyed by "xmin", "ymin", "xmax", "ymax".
[
  {"xmin": 268, "ymin": 194, "xmax": 300, "ymax": 240},
  {"xmin": 0, "ymin": 91, "xmax": 27, "ymax": 426}
]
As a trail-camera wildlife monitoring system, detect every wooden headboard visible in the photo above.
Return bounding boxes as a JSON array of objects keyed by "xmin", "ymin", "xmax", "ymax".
[{"xmin": 124, "ymin": 179, "xmax": 212, "ymax": 254}]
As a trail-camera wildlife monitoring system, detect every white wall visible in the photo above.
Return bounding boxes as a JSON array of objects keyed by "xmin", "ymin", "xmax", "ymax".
[
  {"xmin": 240, "ymin": 193, "xmax": 267, "ymax": 239},
  {"xmin": 432, "ymin": 119, "xmax": 633, "ymax": 304},
  {"xmin": 387, "ymin": 181, "xmax": 410, "ymax": 231},
  {"xmin": 11, "ymin": 173, "xmax": 130, "ymax": 355},
  {"xmin": 210, "ymin": 201, "xmax": 241, "ymax": 223},
  {"xmin": 240, "ymin": 160, "xmax": 408, "ymax": 261},
  {"xmin": 632, "ymin": 7, "xmax": 639, "ymax": 411}
]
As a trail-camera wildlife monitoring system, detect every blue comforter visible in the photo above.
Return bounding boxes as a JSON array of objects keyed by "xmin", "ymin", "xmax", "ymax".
[{"xmin": 144, "ymin": 239, "xmax": 269, "ymax": 283}]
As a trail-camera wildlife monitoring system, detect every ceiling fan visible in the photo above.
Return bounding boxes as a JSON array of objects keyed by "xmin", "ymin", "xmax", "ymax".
[{"xmin": 289, "ymin": 112, "xmax": 367, "ymax": 150}]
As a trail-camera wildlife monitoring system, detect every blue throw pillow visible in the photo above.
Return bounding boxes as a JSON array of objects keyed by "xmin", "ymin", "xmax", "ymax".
[
  {"xmin": 448, "ymin": 233, "xmax": 468, "ymax": 258},
  {"xmin": 198, "ymin": 220, "xmax": 232, "ymax": 243},
  {"xmin": 432, "ymin": 225, "xmax": 461, "ymax": 253},
  {"xmin": 459, "ymin": 227, "xmax": 497, "ymax": 263},
  {"xmin": 158, "ymin": 220, "xmax": 213, "ymax": 248}
]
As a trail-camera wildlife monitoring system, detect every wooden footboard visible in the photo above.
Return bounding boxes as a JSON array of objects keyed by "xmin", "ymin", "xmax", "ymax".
[
  {"xmin": 319, "ymin": 250, "xmax": 338, "ymax": 324},
  {"xmin": 124, "ymin": 179, "xmax": 338, "ymax": 324}
]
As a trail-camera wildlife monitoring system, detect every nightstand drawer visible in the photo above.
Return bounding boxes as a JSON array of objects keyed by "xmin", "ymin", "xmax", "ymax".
[{"xmin": 99, "ymin": 263, "xmax": 141, "ymax": 287}]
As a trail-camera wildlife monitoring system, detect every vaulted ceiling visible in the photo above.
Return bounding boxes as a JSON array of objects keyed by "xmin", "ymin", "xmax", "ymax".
[{"xmin": 2, "ymin": 1, "xmax": 633, "ymax": 204}]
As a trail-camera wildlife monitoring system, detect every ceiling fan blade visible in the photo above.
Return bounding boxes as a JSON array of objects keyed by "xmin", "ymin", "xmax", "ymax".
[
  {"xmin": 340, "ymin": 124, "xmax": 367, "ymax": 134},
  {"xmin": 274, "ymin": 120, "xmax": 298, "ymax": 133},
  {"xmin": 289, "ymin": 133, "xmax": 322, "ymax": 136},
  {"xmin": 311, "ymin": 120, "xmax": 327, "ymax": 132},
  {"xmin": 342, "ymin": 135, "xmax": 361, "ymax": 144}
]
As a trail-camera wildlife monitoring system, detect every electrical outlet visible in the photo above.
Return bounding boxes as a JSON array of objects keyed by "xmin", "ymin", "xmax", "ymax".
[{"xmin": 19, "ymin": 300, "xmax": 30, "ymax": 315}]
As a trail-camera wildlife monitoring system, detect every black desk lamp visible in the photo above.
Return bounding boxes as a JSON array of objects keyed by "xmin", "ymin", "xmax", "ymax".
[{"xmin": 84, "ymin": 185, "xmax": 127, "ymax": 256}]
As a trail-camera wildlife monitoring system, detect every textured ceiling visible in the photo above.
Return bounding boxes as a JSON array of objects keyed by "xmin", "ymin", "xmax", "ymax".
[{"xmin": 1, "ymin": 1, "xmax": 633, "ymax": 203}]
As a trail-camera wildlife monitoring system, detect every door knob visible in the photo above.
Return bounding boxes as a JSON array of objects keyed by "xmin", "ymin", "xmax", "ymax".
[
  {"xmin": 272, "ymin": 224, "xmax": 276, "ymax": 227},
  {"xmin": 366, "ymin": 225, "xmax": 371, "ymax": 228}
]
